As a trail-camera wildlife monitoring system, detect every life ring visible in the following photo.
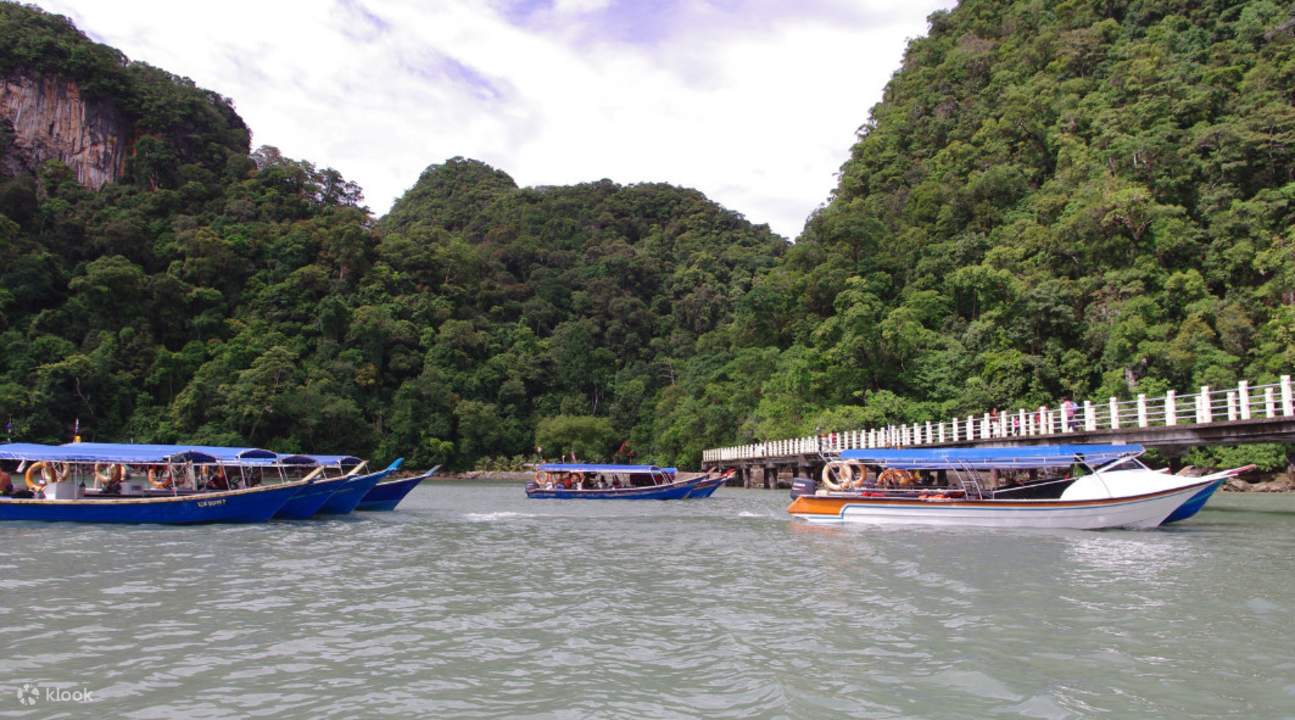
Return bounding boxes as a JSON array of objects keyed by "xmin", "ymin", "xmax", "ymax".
[
  {"xmin": 94, "ymin": 463, "xmax": 125, "ymax": 485},
  {"xmin": 877, "ymin": 468, "xmax": 915, "ymax": 488},
  {"xmin": 821, "ymin": 461, "xmax": 857, "ymax": 492},
  {"xmin": 24, "ymin": 461, "xmax": 57, "ymax": 491},
  {"xmin": 847, "ymin": 466, "xmax": 871, "ymax": 490},
  {"xmin": 147, "ymin": 465, "xmax": 174, "ymax": 489}
]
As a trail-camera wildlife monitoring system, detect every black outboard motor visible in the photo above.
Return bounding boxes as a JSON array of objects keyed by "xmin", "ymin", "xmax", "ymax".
[{"xmin": 790, "ymin": 475, "xmax": 817, "ymax": 499}]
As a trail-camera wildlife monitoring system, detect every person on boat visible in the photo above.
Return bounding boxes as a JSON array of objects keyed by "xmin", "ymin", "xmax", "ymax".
[
  {"xmin": 206, "ymin": 466, "xmax": 230, "ymax": 490},
  {"xmin": 0, "ymin": 467, "xmax": 12, "ymax": 496}
]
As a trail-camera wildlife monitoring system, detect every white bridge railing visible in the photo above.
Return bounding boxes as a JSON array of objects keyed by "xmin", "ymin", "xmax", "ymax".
[{"xmin": 702, "ymin": 376, "xmax": 1295, "ymax": 463}]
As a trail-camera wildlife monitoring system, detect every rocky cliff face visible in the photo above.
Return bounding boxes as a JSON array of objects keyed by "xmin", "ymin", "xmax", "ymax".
[{"xmin": 0, "ymin": 73, "xmax": 128, "ymax": 188}]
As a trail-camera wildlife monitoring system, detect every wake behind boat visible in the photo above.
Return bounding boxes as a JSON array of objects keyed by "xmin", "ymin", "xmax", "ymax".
[
  {"xmin": 787, "ymin": 444, "xmax": 1249, "ymax": 530},
  {"xmin": 526, "ymin": 464, "xmax": 726, "ymax": 500}
]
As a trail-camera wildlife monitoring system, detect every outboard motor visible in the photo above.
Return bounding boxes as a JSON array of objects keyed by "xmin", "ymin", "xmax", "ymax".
[{"xmin": 790, "ymin": 475, "xmax": 817, "ymax": 499}]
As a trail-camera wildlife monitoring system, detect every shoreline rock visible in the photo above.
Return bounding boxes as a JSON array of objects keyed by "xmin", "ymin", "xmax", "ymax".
[{"xmin": 1224, "ymin": 474, "xmax": 1295, "ymax": 493}]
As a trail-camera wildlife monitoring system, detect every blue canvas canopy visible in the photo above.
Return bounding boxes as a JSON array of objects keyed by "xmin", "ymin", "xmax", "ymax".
[
  {"xmin": 537, "ymin": 464, "xmax": 672, "ymax": 474},
  {"xmin": 62, "ymin": 442, "xmax": 278, "ymax": 463},
  {"xmin": 0, "ymin": 442, "xmax": 218, "ymax": 465},
  {"xmin": 837, "ymin": 444, "xmax": 1142, "ymax": 470},
  {"xmin": 289, "ymin": 454, "xmax": 363, "ymax": 468}
]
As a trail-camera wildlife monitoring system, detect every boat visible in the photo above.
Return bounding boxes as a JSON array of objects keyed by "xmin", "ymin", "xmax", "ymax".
[
  {"xmin": 684, "ymin": 468, "xmax": 734, "ymax": 498},
  {"xmin": 317, "ymin": 457, "xmax": 402, "ymax": 514},
  {"xmin": 786, "ymin": 444, "xmax": 1247, "ymax": 529},
  {"xmin": 0, "ymin": 443, "xmax": 308, "ymax": 524},
  {"xmin": 356, "ymin": 465, "xmax": 440, "ymax": 511},
  {"xmin": 268, "ymin": 454, "xmax": 355, "ymax": 519},
  {"xmin": 526, "ymin": 464, "xmax": 716, "ymax": 500}
]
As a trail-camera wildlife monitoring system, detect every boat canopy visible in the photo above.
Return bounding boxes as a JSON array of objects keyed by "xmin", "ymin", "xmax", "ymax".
[
  {"xmin": 0, "ymin": 442, "xmax": 219, "ymax": 464},
  {"xmin": 837, "ymin": 444, "xmax": 1143, "ymax": 470},
  {"xmin": 290, "ymin": 454, "xmax": 363, "ymax": 468},
  {"xmin": 537, "ymin": 463, "xmax": 672, "ymax": 474},
  {"xmin": 61, "ymin": 442, "xmax": 279, "ymax": 463}
]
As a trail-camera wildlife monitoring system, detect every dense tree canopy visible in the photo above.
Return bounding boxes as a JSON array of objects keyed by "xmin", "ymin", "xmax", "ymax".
[
  {"xmin": 705, "ymin": 0, "xmax": 1295, "ymax": 468},
  {"xmin": 1, "ymin": 1, "xmax": 1292, "ymax": 470}
]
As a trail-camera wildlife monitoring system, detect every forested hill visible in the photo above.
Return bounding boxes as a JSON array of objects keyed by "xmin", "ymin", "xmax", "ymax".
[
  {"xmin": 3, "ymin": 1, "xmax": 1294, "ymax": 470},
  {"xmin": 0, "ymin": 3, "xmax": 785, "ymax": 468},
  {"xmin": 720, "ymin": 0, "xmax": 1295, "ymax": 466}
]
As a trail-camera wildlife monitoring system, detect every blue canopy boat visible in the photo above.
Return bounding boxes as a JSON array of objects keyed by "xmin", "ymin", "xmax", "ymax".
[
  {"xmin": 316, "ymin": 457, "xmax": 402, "ymax": 514},
  {"xmin": 0, "ymin": 443, "xmax": 307, "ymax": 524},
  {"xmin": 526, "ymin": 464, "xmax": 719, "ymax": 500},
  {"xmin": 684, "ymin": 469, "xmax": 733, "ymax": 498},
  {"xmin": 61, "ymin": 443, "xmax": 423, "ymax": 520},
  {"xmin": 356, "ymin": 465, "xmax": 440, "ymax": 511},
  {"xmin": 266, "ymin": 454, "xmax": 349, "ymax": 519}
]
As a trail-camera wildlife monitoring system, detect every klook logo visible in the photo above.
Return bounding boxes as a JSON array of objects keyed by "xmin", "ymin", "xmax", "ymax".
[{"xmin": 13, "ymin": 684, "xmax": 94, "ymax": 706}]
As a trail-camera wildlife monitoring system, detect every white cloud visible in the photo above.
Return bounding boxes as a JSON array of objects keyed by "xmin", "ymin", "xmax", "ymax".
[{"xmin": 33, "ymin": 0, "xmax": 952, "ymax": 239}]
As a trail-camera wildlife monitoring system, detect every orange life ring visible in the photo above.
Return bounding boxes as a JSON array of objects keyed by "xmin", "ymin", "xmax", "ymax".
[
  {"xmin": 821, "ymin": 461, "xmax": 857, "ymax": 491},
  {"xmin": 24, "ymin": 461, "xmax": 57, "ymax": 491},
  {"xmin": 94, "ymin": 463, "xmax": 125, "ymax": 485},
  {"xmin": 147, "ymin": 465, "xmax": 174, "ymax": 489}
]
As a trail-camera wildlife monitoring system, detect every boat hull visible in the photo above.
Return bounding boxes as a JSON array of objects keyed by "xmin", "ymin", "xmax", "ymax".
[
  {"xmin": 0, "ymin": 481, "xmax": 308, "ymax": 524},
  {"xmin": 356, "ymin": 470, "xmax": 435, "ymax": 512},
  {"xmin": 275, "ymin": 475, "xmax": 351, "ymax": 519},
  {"xmin": 1162, "ymin": 479, "xmax": 1224, "ymax": 524},
  {"xmin": 787, "ymin": 479, "xmax": 1217, "ymax": 530},
  {"xmin": 685, "ymin": 476, "xmax": 726, "ymax": 499},
  {"xmin": 527, "ymin": 476, "xmax": 707, "ymax": 500},
  {"xmin": 317, "ymin": 463, "xmax": 399, "ymax": 515}
]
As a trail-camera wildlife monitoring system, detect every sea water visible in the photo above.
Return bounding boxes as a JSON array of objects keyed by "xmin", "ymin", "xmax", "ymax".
[{"xmin": 1, "ymin": 483, "xmax": 1292, "ymax": 719}]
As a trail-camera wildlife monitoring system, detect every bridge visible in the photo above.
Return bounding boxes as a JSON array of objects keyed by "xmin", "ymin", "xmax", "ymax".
[{"xmin": 701, "ymin": 377, "xmax": 1295, "ymax": 488}]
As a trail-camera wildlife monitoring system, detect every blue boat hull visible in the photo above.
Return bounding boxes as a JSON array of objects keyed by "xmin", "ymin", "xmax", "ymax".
[
  {"xmin": 527, "ymin": 475, "xmax": 708, "ymax": 500},
  {"xmin": 317, "ymin": 459, "xmax": 403, "ymax": 515},
  {"xmin": 0, "ymin": 482, "xmax": 307, "ymax": 524},
  {"xmin": 1162, "ymin": 479, "xmax": 1224, "ymax": 524},
  {"xmin": 356, "ymin": 471, "xmax": 432, "ymax": 512},
  {"xmin": 275, "ymin": 475, "xmax": 351, "ymax": 519},
  {"xmin": 685, "ymin": 476, "xmax": 726, "ymax": 498}
]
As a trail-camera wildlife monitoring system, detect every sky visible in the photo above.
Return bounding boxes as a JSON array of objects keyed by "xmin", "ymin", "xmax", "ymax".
[{"xmin": 35, "ymin": 0, "xmax": 954, "ymax": 240}]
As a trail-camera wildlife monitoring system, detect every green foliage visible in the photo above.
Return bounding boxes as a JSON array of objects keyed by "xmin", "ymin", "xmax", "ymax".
[
  {"xmin": 3, "ymin": 1, "xmax": 1294, "ymax": 472},
  {"xmin": 710, "ymin": 0, "xmax": 1295, "ymax": 466},
  {"xmin": 534, "ymin": 415, "xmax": 617, "ymax": 462},
  {"xmin": 1186, "ymin": 443, "xmax": 1289, "ymax": 472}
]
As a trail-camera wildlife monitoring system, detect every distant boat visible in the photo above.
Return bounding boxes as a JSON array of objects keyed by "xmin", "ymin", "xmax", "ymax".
[
  {"xmin": 0, "ymin": 443, "xmax": 307, "ymax": 524},
  {"xmin": 356, "ymin": 465, "xmax": 440, "ymax": 512},
  {"xmin": 787, "ymin": 444, "xmax": 1248, "ymax": 529},
  {"xmin": 526, "ymin": 464, "xmax": 722, "ymax": 500}
]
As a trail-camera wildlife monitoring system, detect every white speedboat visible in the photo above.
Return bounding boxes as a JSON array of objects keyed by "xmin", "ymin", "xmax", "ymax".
[{"xmin": 787, "ymin": 445, "xmax": 1248, "ymax": 530}]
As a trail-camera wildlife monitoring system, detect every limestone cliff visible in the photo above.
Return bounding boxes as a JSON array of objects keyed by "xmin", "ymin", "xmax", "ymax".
[{"xmin": 0, "ymin": 73, "xmax": 128, "ymax": 188}]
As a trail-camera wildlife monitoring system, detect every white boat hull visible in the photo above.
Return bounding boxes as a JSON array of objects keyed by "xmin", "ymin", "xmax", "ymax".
[{"xmin": 788, "ymin": 479, "xmax": 1215, "ymax": 530}]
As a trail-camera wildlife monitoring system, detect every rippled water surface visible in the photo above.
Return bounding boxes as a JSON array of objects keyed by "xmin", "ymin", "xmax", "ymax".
[{"xmin": 1, "ymin": 483, "xmax": 1293, "ymax": 719}]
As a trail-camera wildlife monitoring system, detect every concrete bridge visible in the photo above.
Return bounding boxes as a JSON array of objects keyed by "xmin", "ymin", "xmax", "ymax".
[{"xmin": 701, "ymin": 377, "xmax": 1295, "ymax": 488}]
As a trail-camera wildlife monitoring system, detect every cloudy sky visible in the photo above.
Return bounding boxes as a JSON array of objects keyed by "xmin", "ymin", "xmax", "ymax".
[{"xmin": 36, "ymin": 0, "xmax": 953, "ymax": 239}]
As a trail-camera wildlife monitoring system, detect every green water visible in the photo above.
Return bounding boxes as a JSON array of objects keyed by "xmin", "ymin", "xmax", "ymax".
[{"xmin": 1, "ymin": 484, "xmax": 1293, "ymax": 719}]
